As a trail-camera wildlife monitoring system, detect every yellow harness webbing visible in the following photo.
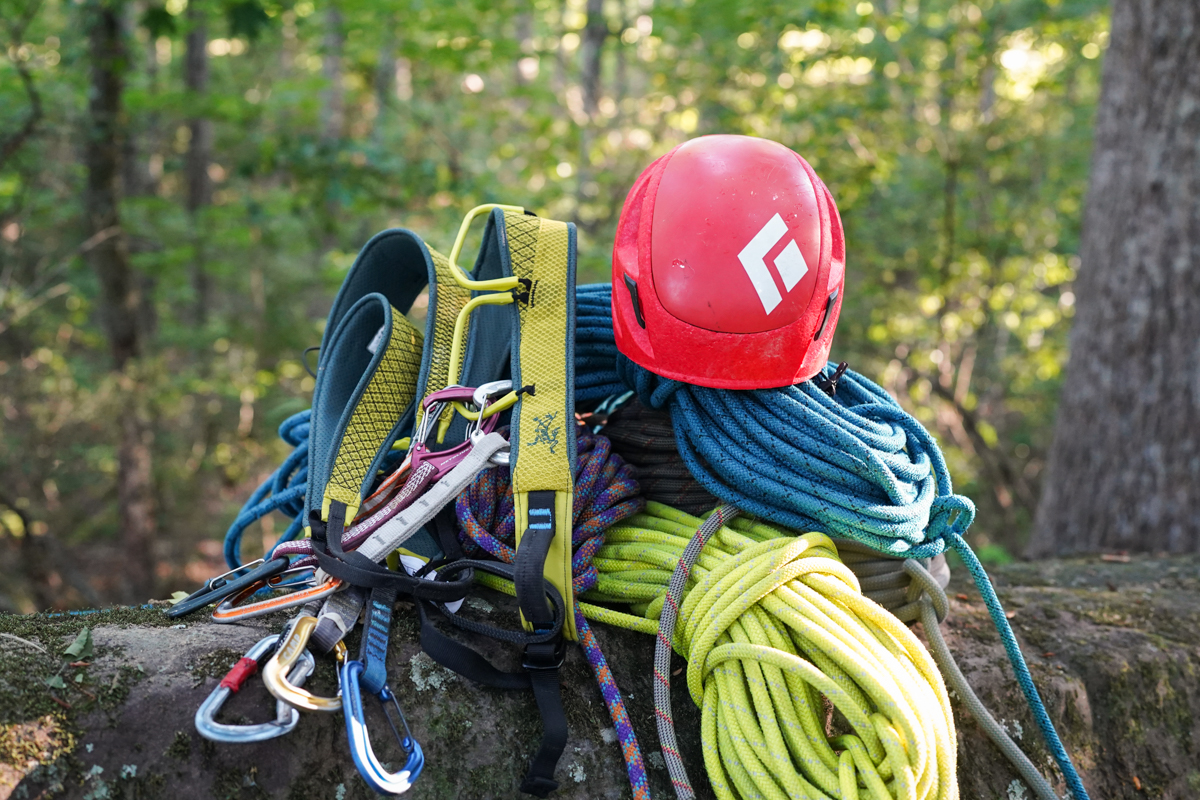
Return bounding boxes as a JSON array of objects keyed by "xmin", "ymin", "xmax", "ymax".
[
  {"xmin": 504, "ymin": 210, "xmax": 579, "ymax": 641},
  {"xmin": 318, "ymin": 296, "xmax": 423, "ymax": 525}
]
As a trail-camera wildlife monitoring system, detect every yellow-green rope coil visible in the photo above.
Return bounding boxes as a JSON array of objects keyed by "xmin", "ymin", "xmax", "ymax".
[
  {"xmin": 590, "ymin": 502, "xmax": 958, "ymax": 800},
  {"xmin": 473, "ymin": 500, "xmax": 959, "ymax": 799}
]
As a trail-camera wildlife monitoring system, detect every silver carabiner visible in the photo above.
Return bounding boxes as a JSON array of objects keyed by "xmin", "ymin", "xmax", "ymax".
[
  {"xmin": 468, "ymin": 380, "xmax": 513, "ymax": 465},
  {"xmin": 195, "ymin": 634, "xmax": 316, "ymax": 743}
]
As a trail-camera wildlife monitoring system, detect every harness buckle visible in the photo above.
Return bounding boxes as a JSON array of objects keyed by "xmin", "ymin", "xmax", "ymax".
[{"xmin": 522, "ymin": 638, "xmax": 566, "ymax": 672}]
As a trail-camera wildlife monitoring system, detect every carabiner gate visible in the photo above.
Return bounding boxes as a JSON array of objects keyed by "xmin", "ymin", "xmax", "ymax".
[
  {"xmin": 341, "ymin": 659, "xmax": 424, "ymax": 795},
  {"xmin": 195, "ymin": 634, "xmax": 315, "ymax": 743}
]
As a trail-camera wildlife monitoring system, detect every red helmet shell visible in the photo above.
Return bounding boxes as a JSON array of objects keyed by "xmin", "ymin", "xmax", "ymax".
[{"xmin": 612, "ymin": 135, "xmax": 845, "ymax": 389}]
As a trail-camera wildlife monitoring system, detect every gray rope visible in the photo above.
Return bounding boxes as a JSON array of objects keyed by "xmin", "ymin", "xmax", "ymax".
[
  {"xmin": 833, "ymin": 538, "xmax": 950, "ymax": 623},
  {"xmin": 904, "ymin": 560, "xmax": 1060, "ymax": 800},
  {"xmin": 653, "ymin": 505, "xmax": 739, "ymax": 800}
]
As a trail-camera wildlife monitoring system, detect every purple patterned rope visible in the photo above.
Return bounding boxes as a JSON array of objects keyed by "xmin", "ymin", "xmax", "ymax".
[{"xmin": 457, "ymin": 425, "xmax": 651, "ymax": 800}]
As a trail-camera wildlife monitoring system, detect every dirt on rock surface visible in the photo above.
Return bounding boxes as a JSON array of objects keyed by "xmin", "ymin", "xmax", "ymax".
[{"xmin": 2, "ymin": 554, "xmax": 1198, "ymax": 800}]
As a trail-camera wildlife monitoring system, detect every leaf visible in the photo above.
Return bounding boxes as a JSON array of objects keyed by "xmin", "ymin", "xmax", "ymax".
[
  {"xmin": 168, "ymin": 591, "xmax": 190, "ymax": 605},
  {"xmin": 45, "ymin": 675, "xmax": 66, "ymax": 689},
  {"xmin": 140, "ymin": 6, "xmax": 176, "ymax": 38},
  {"xmin": 74, "ymin": 673, "xmax": 85, "ymax": 683},
  {"xmin": 63, "ymin": 627, "xmax": 93, "ymax": 660},
  {"xmin": 226, "ymin": 0, "xmax": 272, "ymax": 41}
]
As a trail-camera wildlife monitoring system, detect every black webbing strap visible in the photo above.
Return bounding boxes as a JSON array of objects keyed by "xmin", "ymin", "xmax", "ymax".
[
  {"xmin": 515, "ymin": 490, "xmax": 557, "ymax": 630},
  {"xmin": 308, "ymin": 503, "xmax": 472, "ymax": 603},
  {"xmin": 417, "ymin": 559, "xmax": 567, "ymax": 797},
  {"xmin": 511, "ymin": 490, "xmax": 565, "ymax": 795},
  {"xmin": 520, "ymin": 652, "xmax": 567, "ymax": 798}
]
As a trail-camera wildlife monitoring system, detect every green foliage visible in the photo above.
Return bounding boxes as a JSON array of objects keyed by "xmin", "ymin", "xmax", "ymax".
[{"xmin": 0, "ymin": 0, "xmax": 1108, "ymax": 609}]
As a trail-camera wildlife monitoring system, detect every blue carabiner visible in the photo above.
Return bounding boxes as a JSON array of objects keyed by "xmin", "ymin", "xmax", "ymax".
[{"xmin": 341, "ymin": 659, "xmax": 424, "ymax": 795}]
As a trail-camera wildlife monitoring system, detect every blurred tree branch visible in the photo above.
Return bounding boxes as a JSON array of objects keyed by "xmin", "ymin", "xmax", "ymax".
[{"xmin": 0, "ymin": 0, "xmax": 44, "ymax": 172}]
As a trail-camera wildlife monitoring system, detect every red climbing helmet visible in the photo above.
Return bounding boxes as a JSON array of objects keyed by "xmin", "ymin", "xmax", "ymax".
[{"xmin": 611, "ymin": 134, "xmax": 845, "ymax": 389}]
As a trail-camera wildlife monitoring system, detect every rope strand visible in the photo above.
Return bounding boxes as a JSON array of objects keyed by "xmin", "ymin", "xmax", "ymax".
[{"xmin": 456, "ymin": 426, "xmax": 651, "ymax": 800}]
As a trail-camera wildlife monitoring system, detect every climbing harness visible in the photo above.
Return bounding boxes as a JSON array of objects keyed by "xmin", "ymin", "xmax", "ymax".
[
  {"xmin": 194, "ymin": 634, "xmax": 315, "ymax": 744},
  {"xmin": 312, "ymin": 205, "xmax": 585, "ymax": 796},
  {"xmin": 452, "ymin": 425, "xmax": 650, "ymax": 799}
]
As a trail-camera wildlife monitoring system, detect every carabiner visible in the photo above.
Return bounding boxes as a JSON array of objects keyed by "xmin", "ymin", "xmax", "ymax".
[
  {"xmin": 446, "ymin": 204, "xmax": 525, "ymax": 292},
  {"xmin": 211, "ymin": 576, "xmax": 344, "ymax": 623},
  {"xmin": 167, "ymin": 556, "xmax": 290, "ymax": 619},
  {"xmin": 262, "ymin": 613, "xmax": 344, "ymax": 712},
  {"xmin": 195, "ymin": 634, "xmax": 315, "ymax": 743},
  {"xmin": 341, "ymin": 659, "xmax": 424, "ymax": 795},
  {"xmin": 452, "ymin": 379, "xmax": 520, "ymax": 425}
]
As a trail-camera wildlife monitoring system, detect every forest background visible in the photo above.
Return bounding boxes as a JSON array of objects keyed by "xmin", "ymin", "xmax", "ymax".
[{"xmin": 0, "ymin": 0, "xmax": 1110, "ymax": 610}]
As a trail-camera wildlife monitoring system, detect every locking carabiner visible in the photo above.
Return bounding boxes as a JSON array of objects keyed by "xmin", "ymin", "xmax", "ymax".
[
  {"xmin": 195, "ymin": 634, "xmax": 315, "ymax": 743},
  {"xmin": 341, "ymin": 659, "xmax": 424, "ymax": 795},
  {"xmin": 262, "ymin": 612, "xmax": 345, "ymax": 712}
]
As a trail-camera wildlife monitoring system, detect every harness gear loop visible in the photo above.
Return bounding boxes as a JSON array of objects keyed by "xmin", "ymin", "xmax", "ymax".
[{"xmin": 446, "ymin": 203, "xmax": 525, "ymax": 291}]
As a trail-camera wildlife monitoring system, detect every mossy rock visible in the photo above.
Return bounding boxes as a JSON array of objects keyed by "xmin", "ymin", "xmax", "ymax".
[{"xmin": 3, "ymin": 556, "xmax": 1199, "ymax": 799}]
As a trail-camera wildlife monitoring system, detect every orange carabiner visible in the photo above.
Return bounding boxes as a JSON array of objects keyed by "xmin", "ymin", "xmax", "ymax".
[{"xmin": 212, "ymin": 576, "xmax": 344, "ymax": 623}]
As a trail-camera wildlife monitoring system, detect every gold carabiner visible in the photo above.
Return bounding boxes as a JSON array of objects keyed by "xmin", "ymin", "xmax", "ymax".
[
  {"xmin": 446, "ymin": 203, "xmax": 525, "ymax": 291},
  {"xmin": 262, "ymin": 615, "xmax": 344, "ymax": 712}
]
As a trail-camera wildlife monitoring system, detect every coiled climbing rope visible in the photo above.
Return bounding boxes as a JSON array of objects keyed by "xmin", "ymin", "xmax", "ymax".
[
  {"xmin": 598, "ymin": 387, "xmax": 1058, "ymax": 800},
  {"xmin": 223, "ymin": 410, "xmax": 311, "ymax": 568},
  {"xmin": 602, "ymin": 398, "xmax": 720, "ymax": 517},
  {"xmin": 589, "ymin": 501, "xmax": 959, "ymax": 800},
  {"xmin": 575, "ymin": 282, "xmax": 627, "ymax": 403},
  {"xmin": 575, "ymin": 285, "xmax": 1088, "ymax": 800},
  {"xmin": 455, "ymin": 426, "xmax": 652, "ymax": 800}
]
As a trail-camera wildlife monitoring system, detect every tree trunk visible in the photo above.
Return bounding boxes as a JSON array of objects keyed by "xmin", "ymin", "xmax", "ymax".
[
  {"xmin": 320, "ymin": 7, "xmax": 345, "ymax": 143},
  {"xmin": 372, "ymin": 28, "xmax": 395, "ymax": 144},
  {"xmin": 1029, "ymin": 0, "xmax": 1200, "ymax": 556},
  {"xmin": 184, "ymin": 0, "xmax": 213, "ymax": 326},
  {"xmin": 83, "ymin": 0, "xmax": 156, "ymax": 602},
  {"xmin": 580, "ymin": 0, "xmax": 606, "ymax": 118}
]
